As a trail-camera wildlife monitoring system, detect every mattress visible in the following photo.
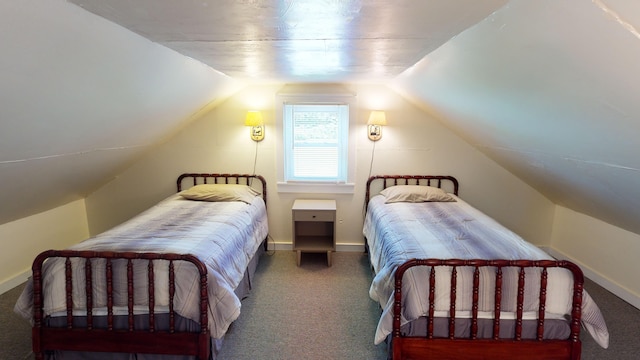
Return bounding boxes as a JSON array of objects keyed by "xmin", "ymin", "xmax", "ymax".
[
  {"xmin": 15, "ymin": 193, "xmax": 269, "ymax": 340},
  {"xmin": 363, "ymin": 194, "xmax": 609, "ymax": 348}
]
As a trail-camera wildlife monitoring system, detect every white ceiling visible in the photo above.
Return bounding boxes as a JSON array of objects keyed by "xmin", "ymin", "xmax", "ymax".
[
  {"xmin": 69, "ymin": 0, "xmax": 508, "ymax": 83},
  {"xmin": 2, "ymin": 0, "xmax": 640, "ymax": 239}
]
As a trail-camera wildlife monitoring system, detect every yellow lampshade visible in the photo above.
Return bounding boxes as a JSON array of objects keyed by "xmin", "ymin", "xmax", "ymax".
[
  {"xmin": 245, "ymin": 111, "xmax": 264, "ymax": 141},
  {"xmin": 367, "ymin": 110, "xmax": 387, "ymax": 126},
  {"xmin": 245, "ymin": 111, "xmax": 263, "ymax": 126}
]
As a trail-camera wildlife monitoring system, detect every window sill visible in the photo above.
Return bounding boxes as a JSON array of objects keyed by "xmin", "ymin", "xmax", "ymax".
[{"xmin": 277, "ymin": 182, "xmax": 355, "ymax": 194}]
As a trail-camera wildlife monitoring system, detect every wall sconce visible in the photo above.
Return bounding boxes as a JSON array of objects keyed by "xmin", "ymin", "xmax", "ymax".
[
  {"xmin": 245, "ymin": 110, "xmax": 264, "ymax": 142},
  {"xmin": 367, "ymin": 110, "xmax": 387, "ymax": 141}
]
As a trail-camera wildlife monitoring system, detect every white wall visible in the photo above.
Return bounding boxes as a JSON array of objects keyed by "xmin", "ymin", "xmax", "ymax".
[
  {"xmin": 550, "ymin": 206, "xmax": 640, "ymax": 308},
  {"xmin": 0, "ymin": 0, "xmax": 240, "ymax": 229},
  {"xmin": 85, "ymin": 83, "xmax": 554, "ymax": 252},
  {"xmin": 0, "ymin": 200, "xmax": 89, "ymax": 293}
]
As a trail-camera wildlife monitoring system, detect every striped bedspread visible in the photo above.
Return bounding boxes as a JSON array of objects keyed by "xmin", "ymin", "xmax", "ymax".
[
  {"xmin": 14, "ymin": 194, "xmax": 269, "ymax": 339},
  {"xmin": 363, "ymin": 194, "xmax": 609, "ymax": 348}
]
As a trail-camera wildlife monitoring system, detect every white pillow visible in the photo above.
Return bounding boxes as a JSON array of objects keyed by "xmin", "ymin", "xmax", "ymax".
[
  {"xmin": 380, "ymin": 185, "xmax": 455, "ymax": 203},
  {"xmin": 179, "ymin": 184, "xmax": 260, "ymax": 204}
]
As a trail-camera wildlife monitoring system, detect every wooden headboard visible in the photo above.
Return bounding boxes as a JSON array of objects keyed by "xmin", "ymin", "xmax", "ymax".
[
  {"xmin": 177, "ymin": 173, "xmax": 267, "ymax": 207},
  {"xmin": 365, "ymin": 175, "xmax": 459, "ymax": 208}
]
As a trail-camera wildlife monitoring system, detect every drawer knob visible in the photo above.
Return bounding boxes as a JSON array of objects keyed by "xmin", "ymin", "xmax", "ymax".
[{"xmin": 312, "ymin": 215, "xmax": 316, "ymax": 218}]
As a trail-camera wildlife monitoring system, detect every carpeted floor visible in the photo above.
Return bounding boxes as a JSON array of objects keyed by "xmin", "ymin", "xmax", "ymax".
[
  {"xmin": 2, "ymin": 251, "xmax": 639, "ymax": 359},
  {"xmin": 0, "ymin": 281, "xmax": 32, "ymax": 360},
  {"xmin": 217, "ymin": 251, "xmax": 388, "ymax": 360}
]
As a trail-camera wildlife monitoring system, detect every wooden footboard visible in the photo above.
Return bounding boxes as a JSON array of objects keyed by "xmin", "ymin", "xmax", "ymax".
[
  {"xmin": 32, "ymin": 250, "xmax": 211, "ymax": 360},
  {"xmin": 392, "ymin": 259, "xmax": 584, "ymax": 360}
]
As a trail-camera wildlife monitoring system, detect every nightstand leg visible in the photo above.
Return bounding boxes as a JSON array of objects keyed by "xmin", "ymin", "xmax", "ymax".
[
  {"xmin": 327, "ymin": 251, "xmax": 332, "ymax": 267},
  {"xmin": 296, "ymin": 250, "xmax": 301, "ymax": 266}
]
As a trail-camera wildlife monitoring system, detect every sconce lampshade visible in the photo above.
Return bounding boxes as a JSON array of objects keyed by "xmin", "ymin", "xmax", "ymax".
[
  {"xmin": 245, "ymin": 111, "xmax": 263, "ymax": 127},
  {"xmin": 245, "ymin": 111, "xmax": 264, "ymax": 141},
  {"xmin": 367, "ymin": 110, "xmax": 387, "ymax": 126},
  {"xmin": 367, "ymin": 110, "xmax": 386, "ymax": 141}
]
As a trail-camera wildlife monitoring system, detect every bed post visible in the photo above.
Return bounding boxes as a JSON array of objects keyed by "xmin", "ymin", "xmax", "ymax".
[
  {"xmin": 31, "ymin": 250, "xmax": 53, "ymax": 360},
  {"xmin": 564, "ymin": 260, "xmax": 584, "ymax": 360}
]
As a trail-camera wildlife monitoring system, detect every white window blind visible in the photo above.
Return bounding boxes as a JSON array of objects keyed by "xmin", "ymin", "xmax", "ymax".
[{"xmin": 283, "ymin": 104, "xmax": 349, "ymax": 182}]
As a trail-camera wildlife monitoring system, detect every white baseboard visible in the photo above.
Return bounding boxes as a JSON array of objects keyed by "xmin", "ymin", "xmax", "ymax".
[
  {"xmin": 268, "ymin": 241, "xmax": 291, "ymax": 251},
  {"xmin": 336, "ymin": 243, "xmax": 366, "ymax": 252},
  {"xmin": 268, "ymin": 242, "xmax": 365, "ymax": 253},
  {"xmin": 0, "ymin": 270, "xmax": 30, "ymax": 295},
  {"xmin": 543, "ymin": 247, "xmax": 640, "ymax": 310}
]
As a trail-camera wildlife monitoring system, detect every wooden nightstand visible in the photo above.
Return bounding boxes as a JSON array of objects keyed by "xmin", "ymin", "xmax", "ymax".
[{"xmin": 292, "ymin": 199, "xmax": 336, "ymax": 266}]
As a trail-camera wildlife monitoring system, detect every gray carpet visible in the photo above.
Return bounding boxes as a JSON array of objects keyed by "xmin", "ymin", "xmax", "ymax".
[
  {"xmin": 2, "ymin": 251, "xmax": 639, "ymax": 359},
  {"xmin": 0, "ymin": 281, "xmax": 32, "ymax": 360},
  {"xmin": 217, "ymin": 251, "xmax": 388, "ymax": 360}
]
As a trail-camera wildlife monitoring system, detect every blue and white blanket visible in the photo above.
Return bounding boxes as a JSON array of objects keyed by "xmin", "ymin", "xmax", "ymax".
[
  {"xmin": 363, "ymin": 194, "xmax": 609, "ymax": 348},
  {"xmin": 15, "ymin": 194, "xmax": 268, "ymax": 339}
]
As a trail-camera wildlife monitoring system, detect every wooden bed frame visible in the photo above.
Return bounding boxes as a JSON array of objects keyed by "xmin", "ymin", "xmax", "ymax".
[
  {"xmin": 32, "ymin": 251, "xmax": 211, "ymax": 359},
  {"xmin": 365, "ymin": 175, "xmax": 584, "ymax": 360},
  {"xmin": 392, "ymin": 259, "xmax": 583, "ymax": 360},
  {"xmin": 31, "ymin": 173, "xmax": 267, "ymax": 360}
]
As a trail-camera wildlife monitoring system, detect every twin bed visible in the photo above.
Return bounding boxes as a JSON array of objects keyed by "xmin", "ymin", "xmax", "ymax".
[
  {"xmin": 14, "ymin": 173, "xmax": 268, "ymax": 359},
  {"xmin": 14, "ymin": 172, "xmax": 610, "ymax": 360},
  {"xmin": 363, "ymin": 175, "xmax": 609, "ymax": 360}
]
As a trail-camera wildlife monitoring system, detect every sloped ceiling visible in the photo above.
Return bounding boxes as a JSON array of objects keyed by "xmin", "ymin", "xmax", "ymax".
[
  {"xmin": 0, "ymin": 1, "xmax": 240, "ymax": 225},
  {"xmin": 392, "ymin": 0, "xmax": 640, "ymax": 235},
  {"xmin": 2, "ymin": 0, "xmax": 640, "ymax": 238}
]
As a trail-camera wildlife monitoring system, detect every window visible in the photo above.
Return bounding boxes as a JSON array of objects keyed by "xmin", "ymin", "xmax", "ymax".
[
  {"xmin": 276, "ymin": 90, "xmax": 356, "ymax": 193},
  {"xmin": 283, "ymin": 104, "xmax": 348, "ymax": 182}
]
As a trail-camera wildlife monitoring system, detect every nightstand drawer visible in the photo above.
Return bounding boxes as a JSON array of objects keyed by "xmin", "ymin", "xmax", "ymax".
[{"xmin": 293, "ymin": 210, "xmax": 334, "ymax": 222}]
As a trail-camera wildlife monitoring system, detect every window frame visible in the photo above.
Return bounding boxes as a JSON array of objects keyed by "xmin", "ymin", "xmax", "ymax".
[{"xmin": 276, "ymin": 91, "xmax": 357, "ymax": 194}]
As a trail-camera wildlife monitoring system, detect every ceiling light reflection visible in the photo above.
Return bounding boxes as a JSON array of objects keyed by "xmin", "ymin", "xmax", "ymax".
[{"xmin": 278, "ymin": 0, "xmax": 361, "ymax": 77}]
